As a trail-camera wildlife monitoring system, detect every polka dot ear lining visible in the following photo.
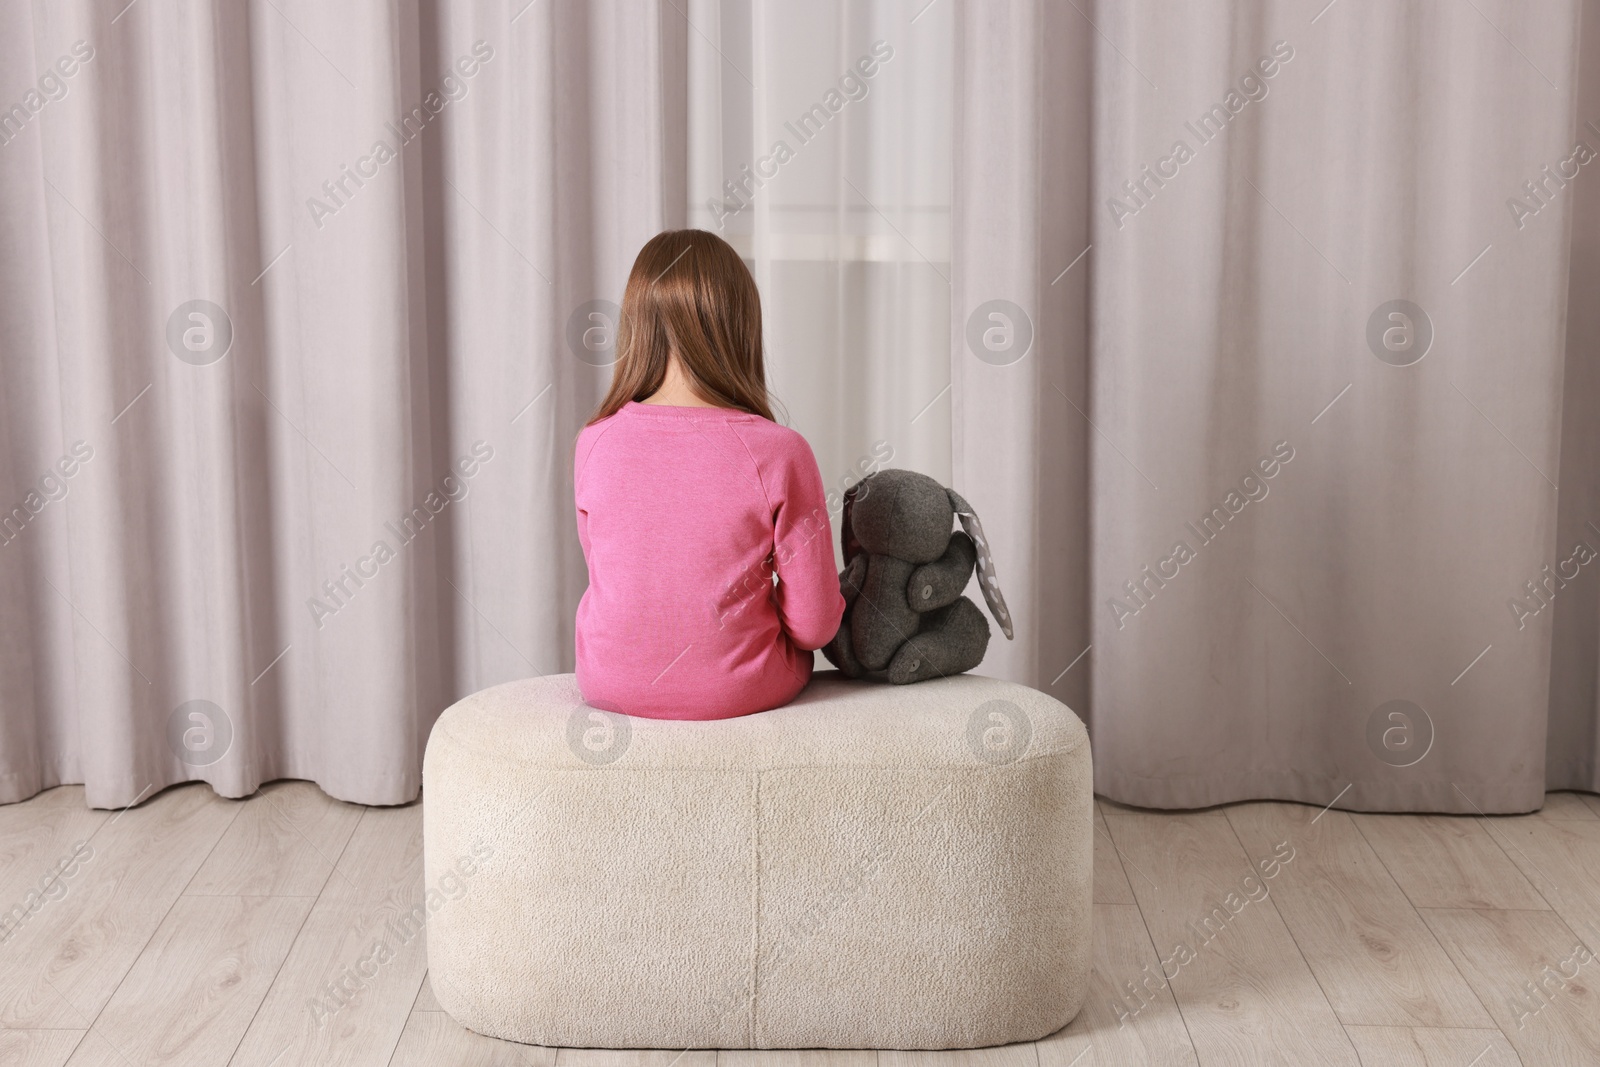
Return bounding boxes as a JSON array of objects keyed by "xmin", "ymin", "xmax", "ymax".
[{"xmin": 947, "ymin": 488, "xmax": 1015, "ymax": 640}]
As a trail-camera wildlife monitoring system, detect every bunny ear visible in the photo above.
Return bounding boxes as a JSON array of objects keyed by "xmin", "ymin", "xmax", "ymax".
[{"xmin": 947, "ymin": 488, "xmax": 1014, "ymax": 640}]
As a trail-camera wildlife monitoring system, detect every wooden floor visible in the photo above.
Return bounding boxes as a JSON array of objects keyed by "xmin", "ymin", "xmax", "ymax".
[{"xmin": 2, "ymin": 783, "xmax": 1599, "ymax": 1066}]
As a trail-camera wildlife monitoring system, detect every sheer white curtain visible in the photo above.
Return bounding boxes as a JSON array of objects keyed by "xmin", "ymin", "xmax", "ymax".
[{"xmin": 685, "ymin": 0, "xmax": 953, "ymax": 538}]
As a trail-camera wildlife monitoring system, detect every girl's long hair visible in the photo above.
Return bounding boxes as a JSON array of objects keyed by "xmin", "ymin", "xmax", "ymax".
[{"xmin": 588, "ymin": 229, "xmax": 774, "ymax": 424}]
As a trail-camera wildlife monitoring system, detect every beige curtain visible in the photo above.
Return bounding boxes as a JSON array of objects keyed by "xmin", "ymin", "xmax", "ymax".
[
  {"xmin": 6, "ymin": 0, "xmax": 1598, "ymax": 815},
  {"xmin": 0, "ymin": 0, "xmax": 685, "ymax": 808},
  {"xmin": 955, "ymin": 0, "xmax": 1600, "ymax": 812}
]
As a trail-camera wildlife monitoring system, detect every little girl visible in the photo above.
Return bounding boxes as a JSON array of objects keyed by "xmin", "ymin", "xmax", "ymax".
[{"xmin": 572, "ymin": 230, "xmax": 845, "ymax": 720}]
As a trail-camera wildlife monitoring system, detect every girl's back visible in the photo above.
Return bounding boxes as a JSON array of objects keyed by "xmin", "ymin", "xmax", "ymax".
[
  {"xmin": 575, "ymin": 401, "xmax": 839, "ymax": 718},
  {"xmin": 572, "ymin": 230, "xmax": 844, "ymax": 719}
]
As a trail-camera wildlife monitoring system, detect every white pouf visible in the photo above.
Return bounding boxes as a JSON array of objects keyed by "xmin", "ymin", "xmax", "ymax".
[{"xmin": 422, "ymin": 671, "xmax": 1092, "ymax": 1050}]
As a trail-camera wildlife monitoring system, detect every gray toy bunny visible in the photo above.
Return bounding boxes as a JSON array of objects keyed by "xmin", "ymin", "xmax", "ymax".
[{"xmin": 822, "ymin": 469, "xmax": 1013, "ymax": 683}]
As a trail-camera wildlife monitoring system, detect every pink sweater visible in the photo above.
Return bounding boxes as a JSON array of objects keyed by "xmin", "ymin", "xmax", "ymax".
[{"xmin": 573, "ymin": 401, "xmax": 845, "ymax": 720}]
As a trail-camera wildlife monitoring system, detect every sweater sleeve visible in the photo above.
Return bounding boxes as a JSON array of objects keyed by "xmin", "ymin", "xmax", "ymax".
[{"xmin": 766, "ymin": 433, "xmax": 846, "ymax": 651}]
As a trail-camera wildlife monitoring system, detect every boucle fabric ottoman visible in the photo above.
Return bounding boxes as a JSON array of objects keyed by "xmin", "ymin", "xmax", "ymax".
[{"xmin": 422, "ymin": 670, "xmax": 1091, "ymax": 1050}]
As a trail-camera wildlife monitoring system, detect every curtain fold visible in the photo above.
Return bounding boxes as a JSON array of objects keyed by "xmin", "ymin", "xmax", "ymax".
[
  {"xmin": 0, "ymin": 0, "xmax": 684, "ymax": 808},
  {"xmin": 951, "ymin": 0, "xmax": 1093, "ymax": 714},
  {"xmin": 1550, "ymin": 0, "xmax": 1600, "ymax": 799}
]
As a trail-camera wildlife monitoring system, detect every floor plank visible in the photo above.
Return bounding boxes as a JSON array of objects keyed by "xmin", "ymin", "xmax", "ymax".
[
  {"xmin": 0, "ymin": 787, "xmax": 106, "ymax": 910},
  {"xmin": 227, "ymin": 804, "xmax": 427, "ymax": 1067},
  {"xmin": 1579, "ymin": 792, "xmax": 1600, "ymax": 819},
  {"xmin": 1102, "ymin": 810, "xmax": 1360, "ymax": 1065},
  {"xmin": 879, "ymin": 1046, "xmax": 1034, "ymax": 1067},
  {"xmin": 48, "ymin": 1032, "xmax": 125, "ymax": 1067},
  {"xmin": 58, "ymin": 894, "xmax": 311, "ymax": 1066},
  {"xmin": 1225, "ymin": 802, "xmax": 1490, "ymax": 1028},
  {"xmin": 390, "ymin": 1011, "xmax": 554, "ymax": 1066},
  {"xmin": 1093, "ymin": 802, "xmax": 1135, "ymax": 905},
  {"xmin": 1492, "ymin": 817, "xmax": 1600, "ymax": 946},
  {"xmin": 0, "ymin": 783, "xmax": 238, "ymax": 1028},
  {"xmin": 1529, "ymin": 791, "xmax": 1600, "ymax": 822},
  {"xmin": 556, "ymin": 1051, "xmax": 715, "ymax": 1066},
  {"xmin": 1036, "ymin": 902, "xmax": 1198, "ymax": 1066},
  {"xmin": 186, "ymin": 781, "xmax": 363, "ymax": 897},
  {"xmin": 0, "ymin": 1029, "xmax": 83, "ymax": 1067},
  {"xmin": 412, "ymin": 972, "xmax": 441, "ymax": 1013},
  {"xmin": 1351, "ymin": 813, "xmax": 1548, "ymax": 910},
  {"xmin": 719, "ymin": 1051, "xmax": 875, "ymax": 1066},
  {"xmin": 1341, "ymin": 1025, "xmax": 1519, "ymax": 1066},
  {"xmin": 0, "ymin": 787, "xmax": 107, "ymax": 986},
  {"xmin": 1420, "ymin": 907, "xmax": 1600, "ymax": 1064}
]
